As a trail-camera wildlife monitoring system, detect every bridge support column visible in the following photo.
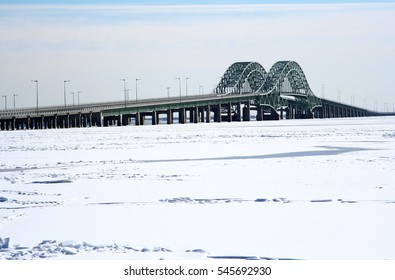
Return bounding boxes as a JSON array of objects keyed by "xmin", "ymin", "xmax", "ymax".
[
  {"xmin": 199, "ymin": 108, "xmax": 204, "ymax": 123},
  {"xmin": 193, "ymin": 107, "xmax": 199, "ymax": 124},
  {"xmin": 206, "ymin": 105, "xmax": 210, "ymax": 123},
  {"xmin": 135, "ymin": 112, "xmax": 141, "ymax": 126},
  {"xmin": 327, "ymin": 104, "xmax": 331, "ymax": 118},
  {"xmin": 54, "ymin": 115, "xmax": 58, "ymax": 128},
  {"xmin": 118, "ymin": 114, "xmax": 123, "ymax": 126},
  {"xmin": 227, "ymin": 103, "xmax": 232, "ymax": 122},
  {"xmin": 214, "ymin": 104, "xmax": 221, "ymax": 122},
  {"xmin": 99, "ymin": 112, "xmax": 103, "ymax": 127},
  {"xmin": 78, "ymin": 113, "xmax": 82, "ymax": 127},
  {"xmin": 179, "ymin": 108, "xmax": 185, "ymax": 124},
  {"xmin": 89, "ymin": 112, "xmax": 92, "ymax": 127},
  {"xmin": 167, "ymin": 109, "xmax": 173, "ymax": 124},
  {"xmin": 152, "ymin": 111, "xmax": 157, "ymax": 125},
  {"xmin": 243, "ymin": 103, "xmax": 250, "ymax": 121},
  {"xmin": 257, "ymin": 106, "xmax": 263, "ymax": 121},
  {"xmin": 12, "ymin": 117, "xmax": 16, "ymax": 130},
  {"xmin": 236, "ymin": 102, "xmax": 242, "ymax": 122},
  {"xmin": 66, "ymin": 114, "xmax": 70, "ymax": 128}
]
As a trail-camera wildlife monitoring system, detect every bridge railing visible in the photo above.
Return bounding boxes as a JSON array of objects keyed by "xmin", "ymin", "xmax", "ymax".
[{"xmin": 0, "ymin": 93, "xmax": 218, "ymax": 118}]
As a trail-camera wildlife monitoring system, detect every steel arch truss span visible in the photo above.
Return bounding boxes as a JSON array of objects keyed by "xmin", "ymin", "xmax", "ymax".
[
  {"xmin": 214, "ymin": 60, "xmax": 322, "ymax": 113},
  {"xmin": 214, "ymin": 62, "xmax": 267, "ymax": 95}
]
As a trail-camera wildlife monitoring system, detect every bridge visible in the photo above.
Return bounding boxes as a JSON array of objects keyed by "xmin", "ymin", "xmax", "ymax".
[{"xmin": 0, "ymin": 61, "xmax": 393, "ymax": 130}]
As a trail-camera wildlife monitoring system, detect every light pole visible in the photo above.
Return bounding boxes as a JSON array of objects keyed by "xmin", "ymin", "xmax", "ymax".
[
  {"xmin": 167, "ymin": 87, "xmax": 170, "ymax": 98},
  {"xmin": 13, "ymin": 94, "xmax": 18, "ymax": 109},
  {"xmin": 185, "ymin": 77, "xmax": 191, "ymax": 98},
  {"xmin": 135, "ymin": 78, "xmax": 141, "ymax": 103},
  {"xmin": 31, "ymin": 80, "xmax": 38, "ymax": 113},
  {"xmin": 199, "ymin": 85, "xmax": 204, "ymax": 95},
  {"xmin": 120, "ymin": 78, "xmax": 127, "ymax": 107},
  {"xmin": 69, "ymin": 92, "xmax": 75, "ymax": 106},
  {"xmin": 337, "ymin": 90, "xmax": 341, "ymax": 103},
  {"xmin": 321, "ymin": 84, "xmax": 325, "ymax": 99},
  {"xmin": 77, "ymin": 91, "xmax": 82, "ymax": 105},
  {"xmin": 64, "ymin": 80, "xmax": 70, "ymax": 109},
  {"xmin": 175, "ymin": 78, "xmax": 181, "ymax": 100},
  {"xmin": 2, "ymin": 95, "xmax": 6, "ymax": 110}
]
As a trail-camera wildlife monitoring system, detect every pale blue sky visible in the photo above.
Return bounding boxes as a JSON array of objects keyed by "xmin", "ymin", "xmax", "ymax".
[
  {"xmin": 1, "ymin": 1, "xmax": 395, "ymax": 3},
  {"xmin": 0, "ymin": 2, "xmax": 394, "ymax": 111}
]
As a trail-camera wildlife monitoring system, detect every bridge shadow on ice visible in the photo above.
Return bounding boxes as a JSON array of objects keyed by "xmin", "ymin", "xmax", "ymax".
[{"xmin": 142, "ymin": 146, "xmax": 374, "ymax": 164}]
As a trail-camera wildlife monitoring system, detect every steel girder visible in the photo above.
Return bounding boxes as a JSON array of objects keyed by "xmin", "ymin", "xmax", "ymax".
[
  {"xmin": 214, "ymin": 61, "xmax": 321, "ymax": 112},
  {"xmin": 214, "ymin": 62, "xmax": 267, "ymax": 95}
]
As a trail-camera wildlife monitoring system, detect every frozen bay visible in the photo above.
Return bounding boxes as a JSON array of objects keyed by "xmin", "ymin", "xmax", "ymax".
[{"xmin": 1, "ymin": 117, "xmax": 395, "ymax": 260}]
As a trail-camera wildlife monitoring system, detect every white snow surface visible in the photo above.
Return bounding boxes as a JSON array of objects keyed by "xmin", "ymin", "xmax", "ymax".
[{"xmin": 1, "ymin": 117, "xmax": 395, "ymax": 260}]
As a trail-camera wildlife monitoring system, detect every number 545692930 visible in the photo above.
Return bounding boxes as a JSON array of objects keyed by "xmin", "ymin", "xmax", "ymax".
[{"xmin": 217, "ymin": 266, "xmax": 271, "ymax": 276}]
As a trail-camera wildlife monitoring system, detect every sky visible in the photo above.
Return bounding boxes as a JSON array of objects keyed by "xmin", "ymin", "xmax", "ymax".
[{"xmin": 0, "ymin": 1, "xmax": 395, "ymax": 111}]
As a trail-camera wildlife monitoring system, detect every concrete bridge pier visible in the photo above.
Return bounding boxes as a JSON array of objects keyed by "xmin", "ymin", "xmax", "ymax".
[
  {"xmin": 199, "ymin": 107, "xmax": 204, "ymax": 123},
  {"xmin": 167, "ymin": 109, "xmax": 173, "ymax": 124},
  {"xmin": 206, "ymin": 105, "xmax": 211, "ymax": 123},
  {"xmin": 78, "ymin": 113, "xmax": 82, "ymax": 127},
  {"xmin": 227, "ymin": 103, "xmax": 232, "ymax": 122},
  {"xmin": 89, "ymin": 112, "xmax": 93, "ymax": 127},
  {"xmin": 179, "ymin": 108, "xmax": 186, "ymax": 124},
  {"xmin": 236, "ymin": 102, "xmax": 242, "ymax": 122},
  {"xmin": 152, "ymin": 111, "xmax": 158, "ymax": 125},
  {"xmin": 193, "ymin": 106, "xmax": 199, "ymax": 124},
  {"xmin": 118, "ymin": 114, "xmax": 123, "ymax": 126},
  {"xmin": 66, "ymin": 114, "xmax": 70, "ymax": 128},
  {"xmin": 214, "ymin": 104, "xmax": 221, "ymax": 122},
  {"xmin": 135, "ymin": 112, "xmax": 141, "ymax": 126},
  {"xmin": 279, "ymin": 108, "xmax": 284, "ymax": 120},
  {"xmin": 256, "ymin": 105, "xmax": 263, "ymax": 121},
  {"xmin": 243, "ymin": 103, "xmax": 251, "ymax": 121}
]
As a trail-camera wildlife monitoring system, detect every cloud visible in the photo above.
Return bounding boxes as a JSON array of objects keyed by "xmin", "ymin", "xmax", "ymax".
[{"xmin": 0, "ymin": 3, "xmax": 394, "ymax": 109}]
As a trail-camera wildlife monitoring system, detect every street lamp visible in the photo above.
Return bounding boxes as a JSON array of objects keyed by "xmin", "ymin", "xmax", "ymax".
[
  {"xmin": 120, "ymin": 78, "xmax": 126, "ymax": 107},
  {"xmin": 13, "ymin": 94, "xmax": 18, "ymax": 109},
  {"xmin": 167, "ymin": 87, "xmax": 170, "ymax": 98},
  {"xmin": 31, "ymin": 80, "xmax": 38, "ymax": 113},
  {"xmin": 175, "ymin": 78, "xmax": 181, "ymax": 100},
  {"xmin": 185, "ymin": 77, "xmax": 191, "ymax": 98},
  {"xmin": 1, "ymin": 95, "xmax": 6, "ymax": 110},
  {"xmin": 199, "ymin": 85, "xmax": 204, "ymax": 95},
  {"xmin": 69, "ymin": 92, "xmax": 75, "ymax": 106},
  {"xmin": 77, "ymin": 91, "xmax": 82, "ymax": 105},
  {"xmin": 64, "ymin": 80, "xmax": 70, "ymax": 108},
  {"xmin": 135, "ymin": 78, "xmax": 141, "ymax": 103}
]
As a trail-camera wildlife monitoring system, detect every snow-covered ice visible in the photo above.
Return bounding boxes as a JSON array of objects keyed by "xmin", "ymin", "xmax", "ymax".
[{"xmin": 1, "ymin": 117, "xmax": 394, "ymax": 260}]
